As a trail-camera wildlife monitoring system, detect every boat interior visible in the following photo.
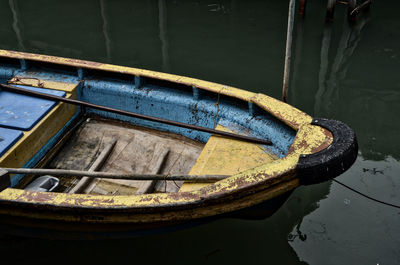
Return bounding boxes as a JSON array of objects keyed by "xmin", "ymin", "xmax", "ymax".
[{"xmin": 0, "ymin": 55, "xmax": 297, "ymax": 196}]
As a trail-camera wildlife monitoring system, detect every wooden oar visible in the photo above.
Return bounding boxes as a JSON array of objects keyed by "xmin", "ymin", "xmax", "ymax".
[
  {"xmin": 1, "ymin": 168, "xmax": 229, "ymax": 182},
  {"xmin": 0, "ymin": 84, "xmax": 272, "ymax": 146}
]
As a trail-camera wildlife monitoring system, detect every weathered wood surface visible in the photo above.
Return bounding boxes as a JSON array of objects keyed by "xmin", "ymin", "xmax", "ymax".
[
  {"xmin": 68, "ymin": 139, "xmax": 117, "ymax": 194},
  {"xmin": 47, "ymin": 118, "xmax": 203, "ymax": 195},
  {"xmin": 136, "ymin": 145, "xmax": 169, "ymax": 194}
]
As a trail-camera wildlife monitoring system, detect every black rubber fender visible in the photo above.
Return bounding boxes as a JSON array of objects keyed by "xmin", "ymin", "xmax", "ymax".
[{"xmin": 297, "ymin": 118, "xmax": 358, "ymax": 185}]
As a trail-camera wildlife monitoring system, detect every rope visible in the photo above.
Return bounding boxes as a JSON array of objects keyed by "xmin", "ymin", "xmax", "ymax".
[
  {"xmin": 333, "ymin": 179, "xmax": 400, "ymax": 209},
  {"xmin": 12, "ymin": 77, "xmax": 44, "ymax": 87}
]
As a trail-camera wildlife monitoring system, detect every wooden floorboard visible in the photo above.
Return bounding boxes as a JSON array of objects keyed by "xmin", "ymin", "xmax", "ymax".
[{"xmin": 47, "ymin": 118, "xmax": 203, "ymax": 195}]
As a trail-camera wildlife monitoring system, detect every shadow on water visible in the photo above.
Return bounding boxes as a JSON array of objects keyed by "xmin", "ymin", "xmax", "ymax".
[
  {"xmin": 0, "ymin": 188, "xmax": 322, "ymax": 265},
  {"xmin": 0, "ymin": 0, "xmax": 399, "ymax": 264}
]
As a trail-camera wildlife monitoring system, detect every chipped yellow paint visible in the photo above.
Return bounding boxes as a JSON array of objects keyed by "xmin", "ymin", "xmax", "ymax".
[
  {"xmin": 0, "ymin": 80, "xmax": 78, "ymax": 169},
  {"xmin": 0, "ymin": 50, "xmax": 335, "ymax": 224},
  {"xmin": 0, "ymin": 154, "xmax": 298, "ymax": 209},
  {"xmin": 252, "ymin": 94, "xmax": 312, "ymax": 130},
  {"xmin": 0, "ymin": 122, "xmax": 330, "ymax": 211},
  {"xmin": 0, "ymin": 179, "xmax": 299, "ymax": 224},
  {"xmin": 290, "ymin": 123, "xmax": 333, "ymax": 155},
  {"xmin": 180, "ymin": 125, "xmax": 277, "ymax": 192}
]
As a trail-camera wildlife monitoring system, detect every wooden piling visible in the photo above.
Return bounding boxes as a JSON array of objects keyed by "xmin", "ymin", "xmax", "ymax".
[
  {"xmin": 363, "ymin": 0, "xmax": 372, "ymax": 13},
  {"xmin": 282, "ymin": 0, "xmax": 296, "ymax": 103},
  {"xmin": 350, "ymin": 0, "xmax": 372, "ymax": 18},
  {"xmin": 326, "ymin": 0, "xmax": 336, "ymax": 21},
  {"xmin": 299, "ymin": 0, "xmax": 307, "ymax": 17},
  {"xmin": 347, "ymin": 0, "xmax": 357, "ymax": 22}
]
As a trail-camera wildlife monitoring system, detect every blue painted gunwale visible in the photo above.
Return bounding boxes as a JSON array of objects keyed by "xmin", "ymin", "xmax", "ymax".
[{"xmin": 81, "ymin": 75, "xmax": 296, "ymax": 158}]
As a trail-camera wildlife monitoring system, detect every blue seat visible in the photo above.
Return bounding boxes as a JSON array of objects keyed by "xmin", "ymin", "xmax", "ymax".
[
  {"xmin": 0, "ymin": 85, "xmax": 66, "ymax": 131},
  {"xmin": 0, "ymin": 127, "xmax": 23, "ymax": 156}
]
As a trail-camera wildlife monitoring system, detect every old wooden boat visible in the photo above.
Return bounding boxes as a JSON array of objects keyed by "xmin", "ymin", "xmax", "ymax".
[{"xmin": 0, "ymin": 50, "xmax": 357, "ymax": 239}]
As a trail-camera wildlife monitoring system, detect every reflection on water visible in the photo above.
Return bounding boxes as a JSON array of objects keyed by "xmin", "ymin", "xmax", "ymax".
[
  {"xmin": 0, "ymin": 0, "xmax": 399, "ymax": 263},
  {"xmin": 0, "ymin": 0, "xmax": 289, "ymax": 97},
  {"xmin": 288, "ymin": 1, "xmax": 400, "ymax": 263},
  {"xmin": 100, "ymin": 0, "xmax": 112, "ymax": 62},
  {"xmin": 8, "ymin": 0, "xmax": 24, "ymax": 50},
  {"xmin": 158, "ymin": 0, "xmax": 170, "ymax": 72},
  {"xmin": 315, "ymin": 15, "xmax": 370, "ymax": 117}
]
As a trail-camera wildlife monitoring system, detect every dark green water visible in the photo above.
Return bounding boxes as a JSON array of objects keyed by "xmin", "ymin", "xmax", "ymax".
[{"xmin": 1, "ymin": 0, "xmax": 399, "ymax": 264}]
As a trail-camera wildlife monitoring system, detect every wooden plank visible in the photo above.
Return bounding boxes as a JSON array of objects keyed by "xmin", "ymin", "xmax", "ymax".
[
  {"xmin": 86, "ymin": 121, "xmax": 201, "ymax": 195},
  {"xmin": 153, "ymin": 146, "xmax": 199, "ymax": 193},
  {"xmin": 47, "ymin": 119, "xmax": 203, "ymax": 195},
  {"xmin": 68, "ymin": 139, "xmax": 117, "ymax": 194},
  {"xmin": 179, "ymin": 124, "xmax": 277, "ymax": 192},
  {"xmin": 136, "ymin": 145, "xmax": 170, "ymax": 194}
]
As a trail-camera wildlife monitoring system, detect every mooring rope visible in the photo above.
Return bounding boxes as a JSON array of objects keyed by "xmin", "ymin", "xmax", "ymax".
[{"xmin": 332, "ymin": 179, "xmax": 400, "ymax": 209}]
